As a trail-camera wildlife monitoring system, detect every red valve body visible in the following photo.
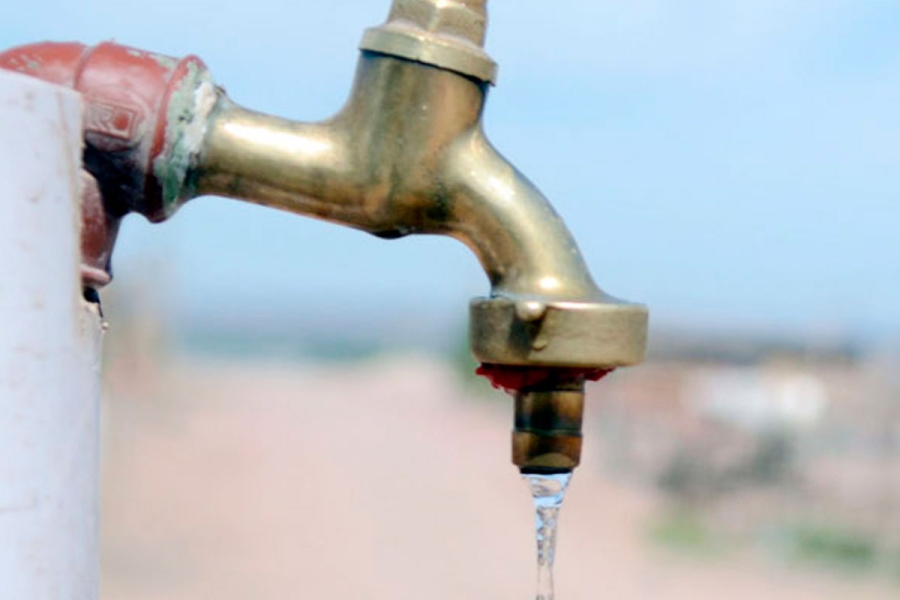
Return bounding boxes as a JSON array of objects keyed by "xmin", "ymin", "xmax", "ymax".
[{"xmin": 0, "ymin": 42, "xmax": 209, "ymax": 285}]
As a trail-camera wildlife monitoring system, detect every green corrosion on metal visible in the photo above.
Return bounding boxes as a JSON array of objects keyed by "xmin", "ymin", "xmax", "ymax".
[{"xmin": 152, "ymin": 61, "xmax": 218, "ymax": 218}]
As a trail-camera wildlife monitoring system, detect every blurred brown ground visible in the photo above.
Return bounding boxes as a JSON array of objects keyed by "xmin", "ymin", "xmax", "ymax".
[{"xmin": 99, "ymin": 355, "xmax": 899, "ymax": 599}]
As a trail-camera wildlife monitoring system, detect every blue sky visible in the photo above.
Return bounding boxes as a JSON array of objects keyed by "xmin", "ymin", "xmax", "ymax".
[{"xmin": 3, "ymin": 1, "xmax": 898, "ymax": 340}]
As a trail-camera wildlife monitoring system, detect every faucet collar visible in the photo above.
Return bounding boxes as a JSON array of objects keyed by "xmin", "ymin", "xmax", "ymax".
[{"xmin": 361, "ymin": 0, "xmax": 498, "ymax": 84}]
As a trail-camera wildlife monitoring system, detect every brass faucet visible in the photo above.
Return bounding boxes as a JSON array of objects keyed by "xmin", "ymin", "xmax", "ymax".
[{"xmin": 1, "ymin": 0, "xmax": 648, "ymax": 474}]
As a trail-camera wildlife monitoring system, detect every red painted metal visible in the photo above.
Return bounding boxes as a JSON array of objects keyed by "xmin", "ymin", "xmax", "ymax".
[
  {"xmin": 78, "ymin": 171, "xmax": 117, "ymax": 287},
  {"xmin": 0, "ymin": 42, "xmax": 207, "ymax": 285},
  {"xmin": 476, "ymin": 364, "xmax": 612, "ymax": 394}
]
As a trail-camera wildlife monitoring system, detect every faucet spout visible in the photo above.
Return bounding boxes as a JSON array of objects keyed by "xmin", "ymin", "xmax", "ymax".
[
  {"xmin": 444, "ymin": 130, "xmax": 600, "ymax": 301},
  {"xmin": 193, "ymin": 47, "xmax": 647, "ymax": 369},
  {"xmin": 1, "ymin": 0, "xmax": 648, "ymax": 475},
  {"xmin": 187, "ymin": 2, "xmax": 647, "ymax": 472},
  {"xmin": 187, "ymin": 0, "xmax": 648, "ymax": 375}
]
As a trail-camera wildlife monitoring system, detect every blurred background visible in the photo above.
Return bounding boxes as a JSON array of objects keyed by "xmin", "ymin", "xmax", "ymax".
[{"xmin": 4, "ymin": 0, "xmax": 900, "ymax": 598}]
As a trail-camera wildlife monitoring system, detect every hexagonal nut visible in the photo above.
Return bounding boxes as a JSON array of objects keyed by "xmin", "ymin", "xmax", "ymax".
[
  {"xmin": 469, "ymin": 296, "xmax": 649, "ymax": 368},
  {"xmin": 388, "ymin": 0, "xmax": 487, "ymax": 46}
]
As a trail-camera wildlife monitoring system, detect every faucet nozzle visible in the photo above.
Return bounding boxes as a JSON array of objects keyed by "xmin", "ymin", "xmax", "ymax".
[
  {"xmin": 479, "ymin": 366, "xmax": 610, "ymax": 473},
  {"xmin": 514, "ymin": 384, "xmax": 586, "ymax": 474}
]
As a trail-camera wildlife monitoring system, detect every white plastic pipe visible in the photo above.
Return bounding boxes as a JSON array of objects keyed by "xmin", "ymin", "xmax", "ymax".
[{"xmin": 0, "ymin": 70, "xmax": 103, "ymax": 598}]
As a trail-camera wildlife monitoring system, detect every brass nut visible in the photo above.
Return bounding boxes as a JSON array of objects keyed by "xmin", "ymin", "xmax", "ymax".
[
  {"xmin": 361, "ymin": 0, "xmax": 497, "ymax": 83},
  {"xmin": 470, "ymin": 296, "xmax": 648, "ymax": 368},
  {"xmin": 388, "ymin": 0, "xmax": 488, "ymax": 46}
]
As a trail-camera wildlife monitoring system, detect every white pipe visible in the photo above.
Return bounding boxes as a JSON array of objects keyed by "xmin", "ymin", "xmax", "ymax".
[{"xmin": 0, "ymin": 70, "xmax": 103, "ymax": 598}]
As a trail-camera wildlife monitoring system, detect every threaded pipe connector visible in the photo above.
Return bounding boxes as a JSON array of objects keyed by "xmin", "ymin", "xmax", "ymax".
[{"xmin": 513, "ymin": 381, "xmax": 585, "ymax": 474}]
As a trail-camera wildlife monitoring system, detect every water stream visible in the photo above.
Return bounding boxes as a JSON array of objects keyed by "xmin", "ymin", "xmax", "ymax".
[{"xmin": 524, "ymin": 472, "xmax": 573, "ymax": 600}]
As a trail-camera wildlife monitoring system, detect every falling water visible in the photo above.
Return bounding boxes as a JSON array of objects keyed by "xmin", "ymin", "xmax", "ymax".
[{"xmin": 524, "ymin": 472, "xmax": 573, "ymax": 600}]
